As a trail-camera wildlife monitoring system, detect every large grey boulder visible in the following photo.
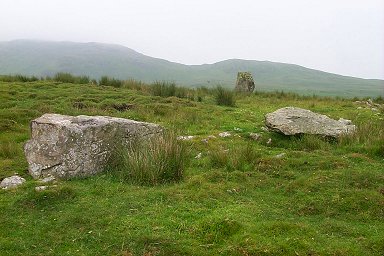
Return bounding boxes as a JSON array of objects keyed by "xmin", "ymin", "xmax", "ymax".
[
  {"xmin": 24, "ymin": 114, "xmax": 162, "ymax": 179},
  {"xmin": 235, "ymin": 72, "xmax": 255, "ymax": 93},
  {"xmin": 265, "ymin": 107, "xmax": 356, "ymax": 138}
]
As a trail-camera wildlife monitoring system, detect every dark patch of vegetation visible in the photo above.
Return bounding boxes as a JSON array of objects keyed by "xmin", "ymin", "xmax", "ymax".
[
  {"xmin": 53, "ymin": 72, "xmax": 90, "ymax": 84},
  {"xmin": 111, "ymin": 103, "xmax": 135, "ymax": 112},
  {"xmin": 198, "ymin": 218, "xmax": 242, "ymax": 243},
  {"xmin": 99, "ymin": 76, "xmax": 123, "ymax": 87},
  {"xmin": 17, "ymin": 186, "xmax": 76, "ymax": 210},
  {"xmin": 150, "ymin": 81, "xmax": 192, "ymax": 99},
  {"xmin": 0, "ymin": 74, "xmax": 39, "ymax": 82}
]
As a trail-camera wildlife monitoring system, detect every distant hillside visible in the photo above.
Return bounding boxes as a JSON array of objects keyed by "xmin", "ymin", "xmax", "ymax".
[{"xmin": 0, "ymin": 40, "xmax": 383, "ymax": 97}]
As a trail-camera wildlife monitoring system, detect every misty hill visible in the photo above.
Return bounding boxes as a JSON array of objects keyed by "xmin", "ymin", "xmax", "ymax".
[{"xmin": 0, "ymin": 40, "xmax": 383, "ymax": 97}]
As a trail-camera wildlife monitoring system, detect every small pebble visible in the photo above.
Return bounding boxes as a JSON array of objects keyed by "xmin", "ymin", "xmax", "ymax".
[
  {"xmin": 219, "ymin": 132, "xmax": 231, "ymax": 138},
  {"xmin": 35, "ymin": 186, "xmax": 48, "ymax": 192},
  {"xmin": 177, "ymin": 135, "xmax": 195, "ymax": 141},
  {"xmin": 275, "ymin": 153, "xmax": 286, "ymax": 158},
  {"xmin": 249, "ymin": 133, "xmax": 262, "ymax": 141}
]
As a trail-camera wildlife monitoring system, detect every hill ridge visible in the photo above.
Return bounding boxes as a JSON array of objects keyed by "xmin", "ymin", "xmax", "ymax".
[{"xmin": 0, "ymin": 39, "xmax": 383, "ymax": 97}]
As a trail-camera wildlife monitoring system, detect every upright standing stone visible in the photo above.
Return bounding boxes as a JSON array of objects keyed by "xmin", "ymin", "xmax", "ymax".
[
  {"xmin": 24, "ymin": 114, "xmax": 162, "ymax": 179},
  {"xmin": 235, "ymin": 72, "xmax": 255, "ymax": 93}
]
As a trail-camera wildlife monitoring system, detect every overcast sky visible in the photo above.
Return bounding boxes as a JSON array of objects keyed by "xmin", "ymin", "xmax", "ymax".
[{"xmin": 1, "ymin": 0, "xmax": 383, "ymax": 79}]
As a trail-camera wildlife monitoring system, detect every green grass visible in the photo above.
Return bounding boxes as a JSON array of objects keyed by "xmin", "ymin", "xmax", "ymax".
[
  {"xmin": 99, "ymin": 76, "xmax": 124, "ymax": 87},
  {"xmin": 215, "ymin": 86, "xmax": 236, "ymax": 107},
  {"xmin": 106, "ymin": 131, "xmax": 187, "ymax": 186},
  {"xmin": 0, "ymin": 80, "xmax": 383, "ymax": 255},
  {"xmin": 53, "ymin": 72, "xmax": 90, "ymax": 84}
]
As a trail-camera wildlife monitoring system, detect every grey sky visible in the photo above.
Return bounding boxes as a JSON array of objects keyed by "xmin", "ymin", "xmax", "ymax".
[{"xmin": 1, "ymin": 0, "xmax": 383, "ymax": 79}]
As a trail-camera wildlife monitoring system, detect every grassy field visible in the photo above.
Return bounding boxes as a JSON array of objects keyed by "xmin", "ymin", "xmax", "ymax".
[{"xmin": 0, "ymin": 80, "xmax": 383, "ymax": 255}]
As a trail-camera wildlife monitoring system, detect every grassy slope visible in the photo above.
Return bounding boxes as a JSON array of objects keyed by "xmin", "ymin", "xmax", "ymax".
[
  {"xmin": 0, "ymin": 81, "xmax": 383, "ymax": 255},
  {"xmin": 0, "ymin": 40, "xmax": 383, "ymax": 97}
]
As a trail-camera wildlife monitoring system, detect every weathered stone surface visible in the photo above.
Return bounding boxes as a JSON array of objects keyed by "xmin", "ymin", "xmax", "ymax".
[
  {"xmin": 35, "ymin": 186, "xmax": 48, "ymax": 192},
  {"xmin": 235, "ymin": 72, "xmax": 255, "ymax": 93},
  {"xmin": 219, "ymin": 132, "xmax": 231, "ymax": 138},
  {"xmin": 39, "ymin": 176, "xmax": 56, "ymax": 184},
  {"xmin": 177, "ymin": 135, "xmax": 195, "ymax": 141},
  {"xmin": 1, "ymin": 175, "xmax": 26, "ymax": 189},
  {"xmin": 249, "ymin": 133, "xmax": 262, "ymax": 141},
  {"xmin": 265, "ymin": 107, "xmax": 356, "ymax": 138},
  {"xmin": 24, "ymin": 114, "xmax": 162, "ymax": 179}
]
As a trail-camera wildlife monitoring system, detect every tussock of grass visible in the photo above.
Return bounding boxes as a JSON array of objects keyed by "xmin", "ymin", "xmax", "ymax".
[
  {"xmin": 53, "ymin": 72, "xmax": 90, "ymax": 84},
  {"xmin": 107, "ymin": 131, "xmax": 188, "ymax": 185},
  {"xmin": 99, "ymin": 76, "xmax": 123, "ymax": 87},
  {"xmin": 339, "ymin": 119, "xmax": 384, "ymax": 157},
  {"xmin": 291, "ymin": 134, "xmax": 332, "ymax": 151},
  {"xmin": 215, "ymin": 86, "xmax": 236, "ymax": 107},
  {"xmin": 0, "ymin": 74, "xmax": 39, "ymax": 82},
  {"xmin": 122, "ymin": 78, "xmax": 148, "ymax": 91},
  {"xmin": 150, "ymin": 81, "xmax": 195, "ymax": 100}
]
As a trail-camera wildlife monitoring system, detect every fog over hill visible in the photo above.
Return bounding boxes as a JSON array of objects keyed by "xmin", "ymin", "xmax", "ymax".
[{"xmin": 0, "ymin": 40, "xmax": 383, "ymax": 97}]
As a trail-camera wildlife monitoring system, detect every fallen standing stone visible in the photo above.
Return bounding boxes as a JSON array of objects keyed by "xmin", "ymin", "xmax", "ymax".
[
  {"xmin": 24, "ymin": 114, "xmax": 162, "ymax": 179},
  {"xmin": 265, "ymin": 107, "xmax": 356, "ymax": 138}
]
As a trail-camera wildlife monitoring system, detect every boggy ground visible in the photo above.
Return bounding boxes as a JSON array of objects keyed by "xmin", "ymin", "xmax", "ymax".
[{"xmin": 0, "ymin": 80, "xmax": 383, "ymax": 255}]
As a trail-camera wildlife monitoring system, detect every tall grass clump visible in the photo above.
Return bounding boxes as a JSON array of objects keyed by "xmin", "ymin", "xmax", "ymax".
[
  {"xmin": 0, "ymin": 74, "xmax": 39, "ymax": 82},
  {"xmin": 99, "ymin": 76, "xmax": 123, "ymax": 87},
  {"xmin": 339, "ymin": 120, "xmax": 384, "ymax": 157},
  {"xmin": 215, "ymin": 86, "xmax": 236, "ymax": 107},
  {"xmin": 151, "ymin": 81, "xmax": 177, "ymax": 97},
  {"xmin": 53, "ymin": 72, "xmax": 90, "ymax": 84},
  {"xmin": 123, "ymin": 79, "xmax": 148, "ymax": 91},
  {"xmin": 77, "ymin": 75, "xmax": 90, "ymax": 84},
  {"xmin": 150, "ymin": 81, "xmax": 195, "ymax": 99},
  {"xmin": 53, "ymin": 72, "xmax": 76, "ymax": 83},
  {"xmin": 107, "ymin": 132, "xmax": 188, "ymax": 185},
  {"xmin": 290, "ymin": 134, "xmax": 332, "ymax": 151}
]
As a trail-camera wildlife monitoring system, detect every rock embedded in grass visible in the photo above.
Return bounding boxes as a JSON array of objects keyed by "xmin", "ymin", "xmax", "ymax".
[
  {"xmin": 1, "ymin": 175, "xmax": 26, "ymax": 190},
  {"xmin": 39, "ymin": 176, "xmax": 56, "ymax": 184},
  {"xmin": 35, "ymin": 185, "xmax": 48, "ymax": 192},
  {"xmin": 275, "ymin": 153, "xmax": 286, "ymax": 159},
  {"xmin": 177, "ymin": 135, "xmax": 195, "ymax": 141},
  {"xmin": 219, "ymin": 132, "xmax": 231, "ymax": 138},
  {"xmin": 249, "ymin": 132, "xmax": 262, "ymax": 141},
  {"xmin": 24, "ymin": 114, "xmax": 162, "ymax": 179},
  {"xmin": 265, "ymin": 107, "xmax": 356, "ymax": 138}
]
